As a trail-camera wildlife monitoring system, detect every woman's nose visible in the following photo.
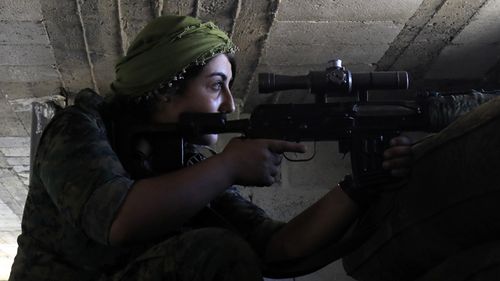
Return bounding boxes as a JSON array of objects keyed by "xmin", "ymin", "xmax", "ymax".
[{"xmin": 219, "ymin": 88, "xmax": 236, "ymax": 113}]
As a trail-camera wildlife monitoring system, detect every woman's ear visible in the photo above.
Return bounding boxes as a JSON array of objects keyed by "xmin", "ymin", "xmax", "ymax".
[
  {"xmin": 152, "ymin": 93, "xmax": 180, "ymax": 124},
  {"xmin": 158, "ymin": 94, "xmax": 171, "ymax": 103}
]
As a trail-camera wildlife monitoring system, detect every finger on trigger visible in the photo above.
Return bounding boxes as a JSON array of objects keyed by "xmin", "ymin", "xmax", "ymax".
[{"xmin": 269, "ymin": 140, "xmax": 306, "ymax": 154}]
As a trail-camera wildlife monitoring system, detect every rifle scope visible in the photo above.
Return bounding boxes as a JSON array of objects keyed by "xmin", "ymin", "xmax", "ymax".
[{"xmin": 259, "ymin": 60, "xmax": 409, "ymax": 98}]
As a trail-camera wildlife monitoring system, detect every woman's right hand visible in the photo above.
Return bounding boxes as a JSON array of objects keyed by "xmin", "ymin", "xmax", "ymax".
[
  {"xmin": 382, "ymin": 135, "xmax": 413, "ymax": 177},
  {"xmin": 220, "ymin": 138, "xmax": 306, "ymax": 186}
]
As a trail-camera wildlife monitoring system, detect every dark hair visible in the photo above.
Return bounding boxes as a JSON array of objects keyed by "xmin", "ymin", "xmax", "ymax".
[{"xmin": 107, "ymin": 54, "xmax": 236, "ymax": 123}]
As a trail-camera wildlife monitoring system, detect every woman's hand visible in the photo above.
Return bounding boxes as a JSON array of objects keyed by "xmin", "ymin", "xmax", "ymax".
[
  {"xmin": 382, "ymin": 135, "xmax": 413, "ymax": 177},
  {"xmin": 220, "ymin": 138, "xmax": 306, "ymax": 186}
]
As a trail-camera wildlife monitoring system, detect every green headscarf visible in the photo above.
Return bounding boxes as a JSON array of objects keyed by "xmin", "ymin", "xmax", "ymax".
[{"xmin": 111, "ymin": 15, "xmax": 237, "ymax": 97}]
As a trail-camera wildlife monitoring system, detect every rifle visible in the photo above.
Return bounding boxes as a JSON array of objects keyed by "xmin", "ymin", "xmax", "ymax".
[
  {"xmin": 116, "ymin": 59, "xmax": 498, "ymax": 187},
  {"xmin": 120, "ymin": 60, "xmax": 418, "ymax": 185}
]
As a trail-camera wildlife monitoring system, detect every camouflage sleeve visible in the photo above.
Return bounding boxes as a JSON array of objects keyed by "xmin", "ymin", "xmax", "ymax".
[
  {"xmin": 210, "ymin": 187, "xmax": 284, "ymax": 257},
  {"xmin": 36, "ymin": 107, "xmax": 134, "ymax": 245},
  {"xmin": 413, "ymin": 95, "xmax": 500, "ymax": 161}
]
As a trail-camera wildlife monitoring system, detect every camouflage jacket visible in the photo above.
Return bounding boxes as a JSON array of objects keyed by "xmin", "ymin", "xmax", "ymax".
[{"xmin": 9, "ymin": 90, "xmax": 282, "ymax": 281}]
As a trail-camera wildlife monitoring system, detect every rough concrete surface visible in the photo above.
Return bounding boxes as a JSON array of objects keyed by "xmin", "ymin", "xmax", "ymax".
[
  {"xmin": 0, "ymin": 81, "xmax": 62, "ymax": 100},
  {"xmin": 425, "ymin": 44, "xmax": 500, "ymax": 80},
  {"xmin": 425, "ymin": 0, "xmax": 500, "ymax": 79},
  {"xmin": 0, "ymin": 65, "xmax": 58, "ymax": 83},
  {"xmin": 198, "ymin": 0, "xmax": 237, "ymax": 33},
  {"xmin": 0, "ymin": 137, "xmax": 29, "ymax": 280},
  {"xmin": 230, "ymin": 0, "xmax": 279, "ymax": 103},
  {"xmin": 262, "ymin": 43, "xmax": 389, "ymax": 69},
  {"xmin": 0, "ymin": 0, "xmax": 43, "ymax": 21},
  {"xmin": 78, "ymin": 0, "xmax": 122, "ymax": 93},
  {"xmin": 276, "ymin": 0, "xmax": 423, "ymax": 22},
  {"xmin": 391, "ymin": 0, "xmax": 489, "ymax": 78},
  {"xmin": 376, "ymin": 0, "xmax": 447, "ymax": 71},
  {"xmin": 0, "ymin": 21, "xmax": 49, "ymax": 45},
  {"xmin": 118, "ymin": 0, "xmax": 155, "ymax": 52},
  {"xmin": 163, "ymin": 0, "xmax": 197, "ymax": 17},
  {"xmin": 263, "ymin": 15, "xmax": 404, "ymax": 69},
  {"xmin": 0, "ymin": 45, "xmax": 54, "ymax": 66},
  {"xmin": 39, "ymin": 0, "xmax": 95, "ymax": 91},
  {"xmin": 268, "ymin": 21, "xmax": 403, "ymax": 46}
]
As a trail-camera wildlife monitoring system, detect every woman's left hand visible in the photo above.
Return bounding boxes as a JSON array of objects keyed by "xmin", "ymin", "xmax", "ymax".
[{"xmin": 382, "ymin": 135, "xmax": 413, "ymax": 177}]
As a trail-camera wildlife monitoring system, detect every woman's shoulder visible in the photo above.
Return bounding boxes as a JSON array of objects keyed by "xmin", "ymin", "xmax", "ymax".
[
  {"xmin": 54, "ymin": 89, "xmax": 106, "ymax": 125},
  {"xmin": 38, "ymin": 89, "xmax": 109, "ymax": 150}
]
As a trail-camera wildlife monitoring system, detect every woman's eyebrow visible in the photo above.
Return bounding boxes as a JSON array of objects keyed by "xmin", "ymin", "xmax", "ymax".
[{"xmin": 208, "ymin": 72, "xmax": 228, "ymax": 81}]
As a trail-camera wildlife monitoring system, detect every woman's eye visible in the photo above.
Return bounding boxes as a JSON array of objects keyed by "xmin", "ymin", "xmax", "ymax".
[{"xmin": 212, "ymin": 81, "xmax": 223, "ymax": 91}]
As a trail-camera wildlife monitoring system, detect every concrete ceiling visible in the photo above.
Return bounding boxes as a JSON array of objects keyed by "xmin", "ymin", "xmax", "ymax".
[
  {"xmin": 1, "ymin": 0, "xmax": 500, "ymax": 278},
  {"xmin": 3, "ymin": 0, "xmax": 500, "ymax": 123}
]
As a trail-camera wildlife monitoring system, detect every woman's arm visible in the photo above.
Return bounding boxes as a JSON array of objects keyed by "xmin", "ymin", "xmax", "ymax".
[
  {"xmin": 109, "ymin": 138, "xmax": 306, "ymax": 246},
  {"xmin": 264, "ymin": 135, "xmax": 414, "ymax": 261},
  {"xmin": 264, "ymin": 185, "xmax": 358, "ymax": 261}
]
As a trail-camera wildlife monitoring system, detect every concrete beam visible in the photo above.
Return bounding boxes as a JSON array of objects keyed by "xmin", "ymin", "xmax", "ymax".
[
  {"xmin": 162, "ymin": 0, "xmax": 197, "ymax": 16},
  {"xmin": 78, "ymin": 0, "xmax": 122, "ymax": 94},
  {"xmin": 230, "ymin": 0, "xmax": 279, "ymax": 111},
  {"xmin": 39, "ymin": 0, "xmax": 94, "ymax": 92},
  {"xmin": 385, "ymin": 0, "xmax": 489, "ymax": 81},
  {"xmin": 424, "ymin": 0, "xmax": 500, "ymax": 82},
  {"xmin": 197, "ymin": 0, "xmax": 238, "ymax": 33},
  {"xmin": 0, "ymin": 1, "xmax": 59, "ymax": 102},
  {"xmin": 377, "ymin": 0, "xmax": 447, "ymax": 71},
  {"xmin": 117, "ymin": 0, "xmax": 155, "ymax": 53}
]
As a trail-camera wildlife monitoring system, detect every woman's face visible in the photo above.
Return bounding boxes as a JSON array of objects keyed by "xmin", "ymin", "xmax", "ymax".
[{"xmin": 153, "ymin": 54, "xmax": 235, "ymax": 145}]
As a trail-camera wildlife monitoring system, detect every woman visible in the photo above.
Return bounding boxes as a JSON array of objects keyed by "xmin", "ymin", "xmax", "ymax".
[{"xmin": 9, "ymin": 15, "xmax": 411, "ymax": 281}]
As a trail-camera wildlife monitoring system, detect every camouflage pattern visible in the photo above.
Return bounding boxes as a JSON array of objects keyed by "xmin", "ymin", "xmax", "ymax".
[
  {"xmin": 100, "ymin": 228, "xmax": 262, "ymax": 281},
  {"xmin": 9, "ymin": 90, "xmax": 281, "ymax": 281},
  {"xmin": 343, "ymin": 96, "xmax": 500, "ymax": 281},
  {"xmin": 426, "ymin": 89, "xmax": 500, "ymax": 131}
]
